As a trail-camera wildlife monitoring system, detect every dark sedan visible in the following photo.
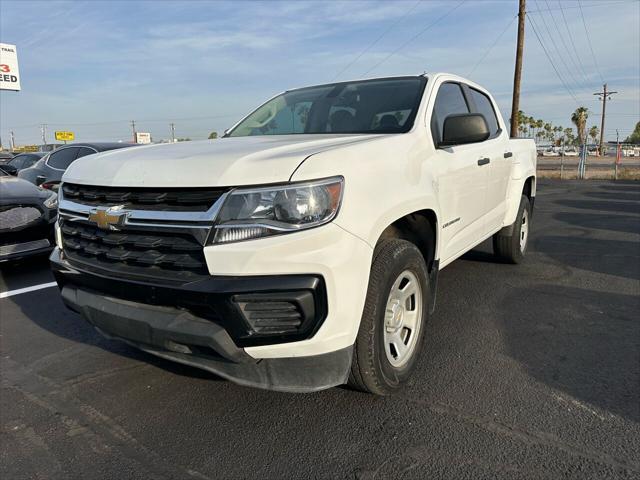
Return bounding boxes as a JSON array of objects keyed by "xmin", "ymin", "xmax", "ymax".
[
  {"xmin": 0, "ymin": 151, "xmax": 46, "ymax": 175},
  {"xmin": 18, "ymin": 142, "xmax": 135, "ymax": 189},
  {"xmin": 0, "ymin": 170, "xmax": 58, "ymax": 262}
]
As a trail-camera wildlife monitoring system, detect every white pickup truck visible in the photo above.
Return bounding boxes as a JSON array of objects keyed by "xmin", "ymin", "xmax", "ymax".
[{"xmin": 51, "ymin": 73, "xmax": 536, "ymax": 394}]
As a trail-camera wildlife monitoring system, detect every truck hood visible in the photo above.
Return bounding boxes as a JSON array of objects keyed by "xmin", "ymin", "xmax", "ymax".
[{"xmin": 63, "ymin": 134, "xmax": 384, "ymax": 187}]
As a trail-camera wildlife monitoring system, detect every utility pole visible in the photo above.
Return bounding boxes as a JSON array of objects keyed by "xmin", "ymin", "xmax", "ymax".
[
  {"xmin": 40, "ymin": 124, "xmax": 48, "ymax": 146},
  {"xmin": 170, "ymin": 123, "xmax": 176, "ymax": 143},
  {"xmin": 131, "ymin": 120, "xmax": 137, "ymax": 143},
  {"xmin": 615, "ymin": 129, "xmax": 620, "ymax": 180},
  {"xmin": 510, "ymin": 0, "xmax": 526, "ymax": 138},
  {"xmin": 593, "ymin": 84, "xmax": 617, "ymax": 156},
  {"xmin": 9, "ymin": 131, "xmax": 15, "ymax": 151}
]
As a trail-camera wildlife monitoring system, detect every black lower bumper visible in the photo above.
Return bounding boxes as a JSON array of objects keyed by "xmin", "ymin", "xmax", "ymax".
[
  {"xmin": 0, "ymin": 218, "xmax": 55, "ymax": 263},
  {"xmin": 51, "ymin": 249, "xmax": 351, "ymax": 392}
]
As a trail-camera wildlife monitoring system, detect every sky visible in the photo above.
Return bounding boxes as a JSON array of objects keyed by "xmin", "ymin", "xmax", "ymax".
[{"xmin": 0, "ymin": 0, "xmax": 638, "ymax": 146}]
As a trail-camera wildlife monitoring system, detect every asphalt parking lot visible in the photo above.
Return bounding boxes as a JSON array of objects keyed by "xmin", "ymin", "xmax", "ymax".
[{"xmin": 1, "ymin": 180, "xmax": 638, "ymax": 479}]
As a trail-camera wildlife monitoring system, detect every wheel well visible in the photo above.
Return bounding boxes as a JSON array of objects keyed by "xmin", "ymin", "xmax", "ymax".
[
  {"xmin": 523, "ymin": 176, "xmax": 535, "ymax": 199},
  {"xmin": 378, "ymin": 210, "xmax": 437, "ymax": 271}
]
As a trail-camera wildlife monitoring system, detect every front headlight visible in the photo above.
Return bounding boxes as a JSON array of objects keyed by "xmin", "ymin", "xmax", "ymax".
[
  {"xmin": 211, "ymin": 176, "xmax": 343, "ymax": 244},
  {"xmin": 43, "ymin": 191, "xmax": 58, "ymax": 209}
]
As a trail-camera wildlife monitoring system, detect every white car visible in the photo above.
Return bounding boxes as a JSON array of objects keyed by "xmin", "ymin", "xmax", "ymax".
[
  {"xmin": 563, "ymin": 148, "xmax": 579, "ymax": 156},
  {"xmin": 51, "ymin": 73, "xmax": 536, "ymax": 394}
]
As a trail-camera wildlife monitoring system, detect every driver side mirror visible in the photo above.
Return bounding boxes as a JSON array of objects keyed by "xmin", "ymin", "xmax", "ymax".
[{"xmin": 439, "ymin": 113, "xmax": 490, "ymax": 147}]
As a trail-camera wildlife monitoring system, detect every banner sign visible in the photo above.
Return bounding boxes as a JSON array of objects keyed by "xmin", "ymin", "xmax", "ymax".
[
  {"xmin": 0, "ymin": 43, "xmax": 21, "ymax": 91},
  {"xmin": 55, "ymin": 131, "xmax": 75, "ymax": 141}
]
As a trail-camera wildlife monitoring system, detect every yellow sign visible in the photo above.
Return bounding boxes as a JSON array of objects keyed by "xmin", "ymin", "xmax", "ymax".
[
  {"xmin": 55, "ymin": 131, "xmax": 74, "ymax": 141},
  {"xmin": 13, "ymin": 145, "xmax": 39, "ymax": 152}
]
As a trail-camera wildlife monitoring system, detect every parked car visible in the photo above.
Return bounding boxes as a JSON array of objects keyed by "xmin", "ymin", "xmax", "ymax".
[
  {"xmin": 51, "ymin": 73, "xmax": 536, "ymax": 394},
  {"xmin": 0, "ymin": 151, "xmax": 46, "ymax": 175},
  {"xmin": 18, "ymin": 142, "xmax": 135, "ymax": 190},
  {"xmin": 563, "ymin": 147, "xmax": 579, "ymax": 157},
  {"xmin": 0, "ymin": 170, "xmax": 58, "ymax": 262}
]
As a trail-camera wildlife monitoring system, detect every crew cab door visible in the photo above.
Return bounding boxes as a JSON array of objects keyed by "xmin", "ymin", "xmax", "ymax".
[
  {"xmin": 429, "ymin": 82, "xmax": 489, "ymax": 263},
  {"xmin": 465, "ymin": 86, "xmax": 511, "ymax": 234}
]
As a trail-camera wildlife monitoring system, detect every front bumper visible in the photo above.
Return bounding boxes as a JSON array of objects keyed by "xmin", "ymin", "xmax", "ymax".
[
  {"xmin": 0, "ymin": 209, "xmax": 56, "ymax": 263},
  {"xmin": 51, "ymin": 245, "xmax": 356, "ymax": 392},
  {"xmin": 57, "ymin": 285, "xmax": 352, "ymax": 392}
]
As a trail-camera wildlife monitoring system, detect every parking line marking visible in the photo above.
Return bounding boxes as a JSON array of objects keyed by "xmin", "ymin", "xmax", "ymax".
[{"xmin": 0, "ymin": 282, "xmax": 58, "ymax": 299}]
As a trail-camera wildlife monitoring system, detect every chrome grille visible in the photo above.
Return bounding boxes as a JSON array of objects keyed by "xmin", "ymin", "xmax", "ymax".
[{"xmin": 58, "ymin": 183, "xmax": 228, "ymax": 282}]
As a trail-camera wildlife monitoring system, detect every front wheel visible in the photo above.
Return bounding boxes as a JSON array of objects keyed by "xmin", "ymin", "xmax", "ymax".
[
  {"xmin": 493, "ymin": 195, "xmax": 531, "ymax": 264},
  {"xmin": 348, "ymin": 239, "xmax": 429, "ymax": 395}
]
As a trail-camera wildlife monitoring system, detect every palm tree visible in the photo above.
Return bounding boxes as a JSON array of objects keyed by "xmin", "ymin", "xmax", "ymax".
[
  {"xmin": 544, "ymin": 123, "xmax": 552, "ymax": 145},
  {"xmin": 588, "ymin": 125, "xmax": 599, "ymax": 147},
  {"xmin": 571, "ymin": 107, "xmax": 589, "ymax": 146},
  {"xmin": 535, "ymin": 119, "xmax": 544, "ymax": 140},
  {"xmin": 555, "ymin": 126, "xmax": 563, "ymax": 146},
  {"xmin": 529, "ymin": 117, "xmax": 536, "ymax": 138},
  {"xmin": 563, "ymin": 127, "xmax": 574, "ymax": 146}
]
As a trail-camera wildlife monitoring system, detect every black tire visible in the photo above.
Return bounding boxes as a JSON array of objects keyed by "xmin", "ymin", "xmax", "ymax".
[
  {"xmin": 493, "ymin": 195, "xmax": 531, "ymax": 264},
  {"xmin": 348, "ymin": 239, "xmax": 429, "ymax": 395}
]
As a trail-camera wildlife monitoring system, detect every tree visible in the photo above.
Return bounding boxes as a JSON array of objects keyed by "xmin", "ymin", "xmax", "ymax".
[
  {"xmin": 563, "ymin": 127, "xmax": 575, "ymax": 146},
  {"xmin": 624, "ymin": 121, "xmax": 640, "ymax": 144},
  {"xmin": 588, "ymin": 126, "xmax": 599, "ymax": 146},
  {"xmin": 528, "ymin": 117, "xmax": 536, "ymax": 138},
  {"xmin": 535, "ymin": 119, "xmax": 544, "ymax": 140},
  {"xmin": 208, "ymin": 131, "xmax": 218, "ymax": 139},
  {"xmin": 544, "ymin": 123, "xmax": 552, "ymax": 144},
  {"xmin": 571, "ymin": 107, "xmax": 589, "ymax": 145}
]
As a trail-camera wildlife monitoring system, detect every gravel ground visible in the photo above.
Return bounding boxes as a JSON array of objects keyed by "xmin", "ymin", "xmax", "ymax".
[{"xmin": 1, "ymin": 180, "xmax": 639, "ymax": 479}]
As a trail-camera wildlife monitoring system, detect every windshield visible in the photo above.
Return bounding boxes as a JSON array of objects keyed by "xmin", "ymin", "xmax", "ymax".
[{"xmin": 227, "ymin": 77, "xmax": 427, "ymax": 137}]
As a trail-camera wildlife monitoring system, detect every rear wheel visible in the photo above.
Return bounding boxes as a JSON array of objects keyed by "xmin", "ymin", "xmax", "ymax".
[
  {"xmin": 493, "ymin": 195, "xmax": 531, "ymax": 264},
  {"xmin": 348, "ymin": 239, "xmax": 429, "ymax": 395}
]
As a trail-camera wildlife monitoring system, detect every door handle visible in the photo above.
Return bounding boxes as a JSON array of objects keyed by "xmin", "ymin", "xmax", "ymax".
[
  {"xmin": 477, "ymin": 157, "xmax": 490, "ymax": 166},
  {"xmin": 504, "ymin": 151, "xmax": 513, "ymax": 158}
]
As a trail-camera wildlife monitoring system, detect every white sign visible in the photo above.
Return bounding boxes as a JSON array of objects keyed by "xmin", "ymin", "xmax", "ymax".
[
  {"xmin": 135, "ymin": 132, "xmax": 151, "ymax": 144},
  {"xmin": 0, "ymin": 43, "xmax": 21, "ymax": 91}
]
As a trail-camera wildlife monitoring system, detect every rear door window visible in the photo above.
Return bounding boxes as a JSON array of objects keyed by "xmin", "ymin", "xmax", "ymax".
[
  {"xmin": 76, "ymin": 147, "xmax": 97, "ymax": 159},
  {"xmin": 22, "ymin": 154, "xmax": 40, "ymax": 168},
  {"xmin": 8, "ymin": 155, "xmax": 26, "ymax": 169},
  {"xmin": 468, "ymin": 88, "xmax": 500, "ymax": 137},
  {"xmin": 47, "ymin": 147, "xmax": 80, "ymax": 170}
]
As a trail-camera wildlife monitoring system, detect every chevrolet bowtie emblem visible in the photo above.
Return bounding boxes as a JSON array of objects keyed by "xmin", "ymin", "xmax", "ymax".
[{"xmin": 88, "ymin": 207, "xmax": 128, "ymax": 230}]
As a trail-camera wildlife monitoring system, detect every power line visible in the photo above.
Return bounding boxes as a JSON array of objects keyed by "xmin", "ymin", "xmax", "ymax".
[
  {"xmin": 361, "ymin": 0, "xmax": 465, "ymax": 77},
  {"xmin": 531, "ymin": 0, "xmax": 588, "ymax": 97},
  {"xmin": 526, "ymin": 0, "xmax": 633, "ymax": 14},
  {"xmin": 542, "ymin": 0, "xmax": 591, "ymax": 92},
  {"xmin": 557, "ymin": 0, "xmax": 593, "ymax": 89},
  {"xmin": 330, "ymin": 0, "xmax": 423, "ymax": 82},
  {"xmin": 578, "ymin": 0, "xmax": 605, "ymax": 84},
  {"xmin": 527, "ymin": 13, "xmax": 580, "ymax": 105},
  {"xmin": 467, "ymin": 14, "xmax": 518, "ymax": 76}
]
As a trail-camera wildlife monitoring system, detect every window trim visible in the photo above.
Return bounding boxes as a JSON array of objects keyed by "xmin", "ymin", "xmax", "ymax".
[
  {"xmin": 45, "ymin": 146, "xmax": 97, "ymax": 171},
  {"xmin": 463, "ymin": 84, "xmax": 502, "ymax": 141}
]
